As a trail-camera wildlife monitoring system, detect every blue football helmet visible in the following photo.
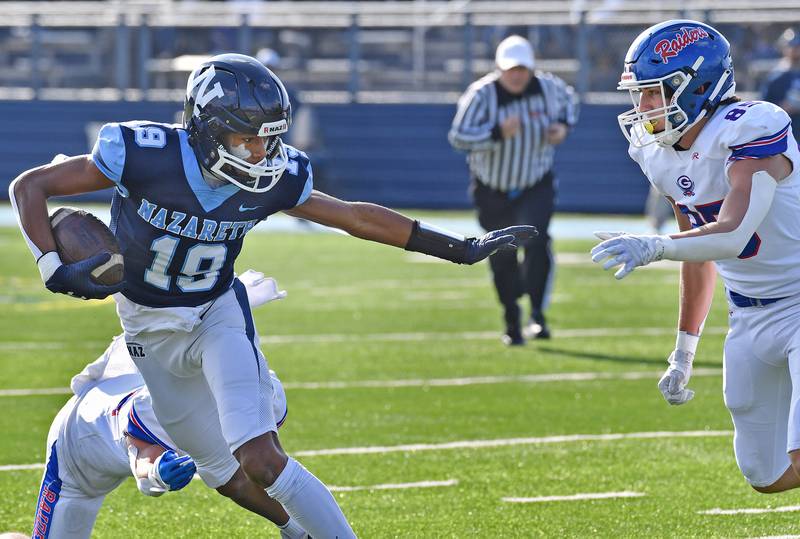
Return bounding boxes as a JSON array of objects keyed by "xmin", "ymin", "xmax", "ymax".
[
  {"xmin": 617, "ymin": 20, "xmax": 735, "ymax": 147},
  {"xmin": 184, "ymin": 53, "xmax": 292, "ymax": 192}
]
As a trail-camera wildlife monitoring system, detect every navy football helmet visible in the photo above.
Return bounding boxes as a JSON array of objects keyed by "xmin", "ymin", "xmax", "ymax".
[
  {"xmin": 184, "ymin": 53, "xmax": 292, "ymax": 192},
  {"xmin": 618, "ymin": 20, "xmax": 735, "ymax": 147}
]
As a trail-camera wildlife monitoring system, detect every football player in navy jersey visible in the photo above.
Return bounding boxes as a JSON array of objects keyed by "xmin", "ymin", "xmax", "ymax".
[{"xmin": 10, "ymin": 54, "xmax": 534, "ymax": 536}]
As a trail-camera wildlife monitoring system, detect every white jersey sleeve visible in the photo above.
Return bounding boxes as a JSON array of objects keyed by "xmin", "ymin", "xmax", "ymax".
[
  {"xmin": 720, "ymin": 101, "xmax": 796, "ymax": 172},
  {"xmin": 628, "ymin": 144, "xmax": 666, "ymax": 195},
  {"xmin": 70, "ymin": 335, "xmax": 142, "ymax": 395},
  {"xmin": 124, "ymin": 388, "xmax": 181, "ymax": 453}
]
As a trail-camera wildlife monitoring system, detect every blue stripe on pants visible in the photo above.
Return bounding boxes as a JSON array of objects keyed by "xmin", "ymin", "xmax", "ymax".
[
  {"xmin": 33, "ymin": 441, "xmax": 62, "ymax": 539},
  {"xmin": 232, "ymin": 278, "xmax": 261, "ymax": 377}
]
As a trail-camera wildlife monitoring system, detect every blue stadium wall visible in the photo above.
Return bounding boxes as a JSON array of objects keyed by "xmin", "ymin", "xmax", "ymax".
[{"xmin": 0, "ymin": 101, "xmax": 646, "ymax": 213}]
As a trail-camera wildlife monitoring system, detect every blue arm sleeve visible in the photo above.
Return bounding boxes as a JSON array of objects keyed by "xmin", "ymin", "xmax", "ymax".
[{"xmin": 91, "ymin": 123, "xmax": 126, "ymax": 186}]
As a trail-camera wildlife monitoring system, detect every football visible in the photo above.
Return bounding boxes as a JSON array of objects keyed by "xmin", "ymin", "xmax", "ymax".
[{"xmin": 49, "ymin": 207, "xmax": 124, "ymax": 286}]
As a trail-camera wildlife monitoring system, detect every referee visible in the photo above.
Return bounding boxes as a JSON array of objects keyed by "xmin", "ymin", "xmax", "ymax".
[{"xmin": 449, "ymin": 35, "xmax": 579, "ymax": 345}]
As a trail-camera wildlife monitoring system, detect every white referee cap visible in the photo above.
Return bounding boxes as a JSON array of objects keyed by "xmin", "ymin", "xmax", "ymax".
[{"xmin": 495, "ymin": 35, "xmax": 535, "ymax": 71}]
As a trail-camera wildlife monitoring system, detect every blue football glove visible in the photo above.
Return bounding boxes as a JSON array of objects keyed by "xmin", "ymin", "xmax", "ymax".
[
  {"xmin": 463, "ymin": 225, "xmax": 537, "ymax": 265},
  {"xmin": 44, "ymin": 252, "xmax": 124, "ymax": 300},
  {"xmin": 149, "ymin": 450, "xmax": 196, "ymax": 492}
]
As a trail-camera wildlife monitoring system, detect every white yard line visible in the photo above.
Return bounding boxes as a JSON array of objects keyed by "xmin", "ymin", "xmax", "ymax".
[
  {"xmin": 260, "ymin": 326, "xmax": 728, "ymax": 345},
  {"xmin": 502, "ymin": 491, "xmax": 645, "ymax": 503},
  {"xmin": 293, "ymin": 430, "xmax": 732, "ymax": 458},
  {"xmin": 329, "ymin": 479, "xmax": 458, "ymax": 492},
  {"xmin": 0, "ymin": 387, "xmax": 72, "ymax": 396},
  {"xmin": 0, "ymin": 326, "xmax": 729, "ymax": 351},
  {"xmin": 0, "ymin": 430, "xmax": 732, "ymax": 472},
  {"xmin": 0, "ymin": 368, "xmax": 722, "ymax": 397},
  {"xmin": 0, "ymin": 463, "xmax": 44, "ymax": 471},
  {"xmin": 700, "ymin": 505, "xmax": 800, "ymax": 515},
  {"xmin": 283, "ymin": 368, "xmax": 721, "ymax": 390}
]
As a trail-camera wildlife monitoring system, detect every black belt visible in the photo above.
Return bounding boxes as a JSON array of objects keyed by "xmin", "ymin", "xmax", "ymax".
[{"xmin": 728, "ymin": 290, "xmax": 786, "ymax": 308}]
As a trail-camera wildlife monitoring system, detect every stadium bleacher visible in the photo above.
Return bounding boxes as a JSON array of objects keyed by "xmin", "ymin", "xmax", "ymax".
[{"xmin": 0, "ymin": 0, "xmax": 798, "ymax": 212}]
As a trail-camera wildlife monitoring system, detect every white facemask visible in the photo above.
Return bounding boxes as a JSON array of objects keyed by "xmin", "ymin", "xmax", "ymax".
[{"xmin": 210, "ymin": 137, "xmax": 288, "ymax": 193}]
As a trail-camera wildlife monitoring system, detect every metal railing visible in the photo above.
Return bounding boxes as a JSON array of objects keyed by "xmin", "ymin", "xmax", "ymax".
[{"xmin": 0, "ymin": 0, "xmax": 796, "ymax": 102}]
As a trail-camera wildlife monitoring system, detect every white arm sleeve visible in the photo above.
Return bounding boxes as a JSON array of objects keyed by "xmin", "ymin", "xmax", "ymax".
[{"xmin": 660, "ymin": 171, "xmax": 777, "ymax": 262}]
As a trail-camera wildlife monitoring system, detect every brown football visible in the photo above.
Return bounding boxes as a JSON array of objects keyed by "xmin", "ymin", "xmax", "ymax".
[{"xmin": 49, "ymin": 207, "xmax": 124, "ymax": 286}]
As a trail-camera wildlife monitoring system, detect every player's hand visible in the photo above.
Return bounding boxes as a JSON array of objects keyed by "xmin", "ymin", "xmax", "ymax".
[
  {"xmin": 238, "ymin": 269, "xmax": 287, "ymax": 308},
  {"xmin": 500, "ymin": 116, "xmax": 522, "ymax": 138},
  {"xmin": 44, "ymin": 252, "xmax": 125, "ymax": 300},
  {"xmin": 463, "ymin": 225, "xmax": 537, "ymax": 264},
  {"xmin": 658, "ymin": 350, "xmax": 695, "ymax": 405},
  {"xmin": 590, "ymin": 232, "xmax": 666, "ymax": 280},
  {"xmin": 149, "ymin": 450, "xmax": 196, "ymax": 492},
  {"xmin": 546, "ymin": 122, "xmax": 568, "ymax": 145}
]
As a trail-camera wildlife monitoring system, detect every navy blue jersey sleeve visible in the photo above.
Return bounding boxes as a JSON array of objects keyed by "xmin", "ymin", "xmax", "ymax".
[
  {"xmin": 286, "ymin": 146, "xmax": 314, "ymax": 207},
  {"xmin": 91, "ymin": 123, "xmax": 126, "ymax": 186}
]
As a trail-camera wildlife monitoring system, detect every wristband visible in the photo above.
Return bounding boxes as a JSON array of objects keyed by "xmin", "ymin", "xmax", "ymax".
[
  {"xmin": 37, "ymin": 251, "xmax": 62, "ymax": 283},
  {"xmin": 404, "ymin": 220, "xmax": 468, "ymax": 263},
  {"xmin": 147, "ymin": 453, "xmax": 170, "ymax": 491},
  {"xmin": 675, "ymin": 330, "xmax": 700, "ymax": 355}
]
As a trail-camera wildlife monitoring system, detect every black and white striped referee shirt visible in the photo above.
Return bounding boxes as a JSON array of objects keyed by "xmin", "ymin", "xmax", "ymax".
[{"xmin": 448, "ymin": 71, "xmax": 579, "ymax": 192}]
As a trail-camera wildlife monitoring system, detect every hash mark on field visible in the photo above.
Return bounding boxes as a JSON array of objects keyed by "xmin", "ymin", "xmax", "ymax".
[
  {"xmin": 0, "ymin": 368, "xmax": 723, "ymax": 397},
  {"xmin": 0, "ymin": 430, "xmax": 733, "ymax": 472},
  {"xmin": 329, "ymin": 479, "xmax": 458, "ymax": 492},
  {"xmin": 502, "ymin": 491, "xmax": 645, "ymax": 503},
  {"xmin": 699, "ymin": 505, "xmax": 800, "ymax": 515}
]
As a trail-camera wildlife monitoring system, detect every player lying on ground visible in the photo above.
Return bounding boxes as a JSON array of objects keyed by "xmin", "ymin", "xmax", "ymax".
[
  {"xmin": 591, "ymin": 20, "xmax": 800, "ymax": 493},
  {"xmin": 10, "ymin": 53, "xmax": 535, "ymax": 537},
  {"xmin": 32, "ymin": 272, "xmax": 308, "ymax": 539}
]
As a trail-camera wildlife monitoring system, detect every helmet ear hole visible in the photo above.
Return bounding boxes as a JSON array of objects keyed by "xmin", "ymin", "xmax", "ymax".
[{"xmin": 693, "ymin": 82, "xmax": 711, "ymax": 95}]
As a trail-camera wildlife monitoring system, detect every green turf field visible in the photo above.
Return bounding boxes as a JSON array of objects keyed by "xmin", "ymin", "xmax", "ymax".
[{"xmin": 1, "ymin": 223, "xmax": 798, "ymax": 538}]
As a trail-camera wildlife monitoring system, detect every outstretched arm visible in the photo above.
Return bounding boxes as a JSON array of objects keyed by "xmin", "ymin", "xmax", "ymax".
[
  {"xmin": 591, "ymin": 154, "xmax": 792, "ymax": 279},
  {"xmin": 286, "ymin": 190, "xmax": 536, "ymax": 264},
  {"xmin": 286, "ymin": 189, "xmax": 413, "ymax": 247},
  {"xmin": 661, "ymin": 155, "xmax": 791, "ymax": 254}
]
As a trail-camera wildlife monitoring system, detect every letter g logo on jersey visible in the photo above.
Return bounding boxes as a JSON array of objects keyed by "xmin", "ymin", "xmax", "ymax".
[{"xmin": 677, "ymin": 175, "xmax": 695, "ymax": 197}]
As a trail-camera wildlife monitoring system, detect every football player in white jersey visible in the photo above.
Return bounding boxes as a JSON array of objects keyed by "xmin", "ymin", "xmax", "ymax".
[
  {"xmin": 591, "ymin": 20, "xmax": 800, "ymax": 493},
  {"xmin": 32, "ymin": 272, "xmax": 309, "ymax": 539}
]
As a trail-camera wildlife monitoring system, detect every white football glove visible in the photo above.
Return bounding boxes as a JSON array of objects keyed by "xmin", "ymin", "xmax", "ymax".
[
  {"xmin": 238, "ymin": 269, "xmax": 287, "ymax": 308},
  {"xmin": 590, "ymin": 232, "xmax": 667, "ymax": 280},
  {"xmin": 658, "ymin": 349, "xmax": 695, "ymax": 405}
]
